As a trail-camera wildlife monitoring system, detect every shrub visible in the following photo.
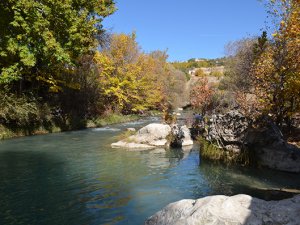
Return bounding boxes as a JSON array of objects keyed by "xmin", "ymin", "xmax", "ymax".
[
  {"xmin": 194, "ymin": 68, "xmax": 205, "ymax": 77},
  {"xmin": 93, "ymin": 113, "xmax": 140, "ymax": 127},
  {"xmin": 0, "ymin": 91, "xmax": 52, "ymax": 128},
  {"xmin": 210, "ymin": 70, "xmax": 223, "ymax": 79},
  {"xmin": 198, "ymin": 136, "xmax": 251, "ymax": 165}
]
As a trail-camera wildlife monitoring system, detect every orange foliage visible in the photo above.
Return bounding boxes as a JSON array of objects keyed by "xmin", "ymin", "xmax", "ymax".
[
  {"xmin": 251, "ymin": 0, "xmax": 300, "ymax": 124},
  {"xmin": 190, "ymin": 77, "xmax": 214, "ymax": 114}
]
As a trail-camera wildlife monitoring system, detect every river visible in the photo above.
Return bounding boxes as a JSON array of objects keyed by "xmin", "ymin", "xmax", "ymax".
[{"xmin": 0, "ymin": 117, "xmax": 299, "ymax": 225}]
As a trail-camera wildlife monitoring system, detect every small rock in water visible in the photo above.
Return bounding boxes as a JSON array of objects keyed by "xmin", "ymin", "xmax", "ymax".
[{"xmin": 126, "ymin": 128, "xmax": 136, "ymax": 132}]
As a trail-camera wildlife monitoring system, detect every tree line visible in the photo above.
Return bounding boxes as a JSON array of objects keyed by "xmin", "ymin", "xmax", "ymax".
[
  {"xmin": 171, "ymin": 57, "xmax": 226, "ymax": 75},
  {"xmin": 190, "ymin": 0, "xmax": 299, "ymax": 131},
  {"xmin": 0, "ymin": 0, "xmax": 187, "ymax": 134}
]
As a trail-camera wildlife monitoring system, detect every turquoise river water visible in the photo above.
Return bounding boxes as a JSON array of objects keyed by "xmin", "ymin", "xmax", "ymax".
[{"xmin": 0, "ymin": 117, "xmax": 300, "ymax": 225}]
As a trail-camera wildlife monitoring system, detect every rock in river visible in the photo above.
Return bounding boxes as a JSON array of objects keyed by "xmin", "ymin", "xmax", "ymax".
[
  {"xmin": 145, "ymin": 194, "xmax": 300, "ymax": 225},
  {"xmin": 111, "ymin": 123, "xmax": 193, "ymax": 150},
  {"xmin": 205, "ymin": 110, "xmax": 300, "ymax": 173},
  {"xmin": 171, "ymin": 124, "xmax": 193, "ymax": 147},
  {"xmin": 245, "ymin": 125, "xmax": 300, "ymax": 173},
  {"xmin": 112, "ymin": 123, "xmax": 172, "ymax": 149}
]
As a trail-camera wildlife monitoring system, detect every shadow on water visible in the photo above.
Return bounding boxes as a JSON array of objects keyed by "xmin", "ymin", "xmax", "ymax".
[
  {"xmin": 199, "ymin": 159, "xmax": 300, "ymax": 201},
  {"xmin": 1, "ymin": 125, "xmax": 299, "ymax": 225},
  {"xmin": 0, "ymin": 151, "xmax": 94, "ymax": 225}
]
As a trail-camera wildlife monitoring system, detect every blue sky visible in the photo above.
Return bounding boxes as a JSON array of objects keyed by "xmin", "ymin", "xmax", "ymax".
[{"xmin": 103, "ymin": 0, "xmax": 268, "ymax": 62}]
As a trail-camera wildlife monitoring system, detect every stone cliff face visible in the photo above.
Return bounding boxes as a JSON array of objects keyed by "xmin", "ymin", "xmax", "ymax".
[
  {"xmin": 203, "ymin": 110, "xmax": 300, "ymax": 173},
  {"xmin": 244, "ymin": 125, "xmax": 300, "ymax": 173},
  {"xmin": 206, "ymin": 110, "xmax": 249, "ymax": 153}
]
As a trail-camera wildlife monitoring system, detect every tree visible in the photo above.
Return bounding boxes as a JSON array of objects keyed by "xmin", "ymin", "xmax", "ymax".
[
  {"xmin": 190, "ymin": 77, "xmax": 214, "ymax": 115},
  {"xmin": 165, "ymin": 64, "xmax": 189, "ymax": 109},
  {"xmin": 0, "ymin": 0, "xmax": 115, "ymax": 92},
  {"xmin": 224, "ymin": 38, "xmax": 258, "ymax": 92},
  {"xmin": 94, "ymin": 33, "xmax": 166, "ymax": 113},
  {"xmin": 252, "ymin": 0, "xmax": 300, "ymax": 125}
]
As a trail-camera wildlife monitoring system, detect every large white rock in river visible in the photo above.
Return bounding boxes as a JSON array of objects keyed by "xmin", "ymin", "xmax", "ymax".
[
  {"xmin": 145, "ymin": 194, "xmax": 300, "ymax": 225},
  {"xmin": 111, "ymin": 123, "xmax": 194, "ymax": 150},
  {"xmin": 111, "ymin": 123, "xmax": 172, "ymax": 149}
]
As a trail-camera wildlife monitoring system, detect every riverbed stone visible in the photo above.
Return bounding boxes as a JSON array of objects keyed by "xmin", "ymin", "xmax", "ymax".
[
  {"xmin": 181, "ymin": 125, "xmax": 193, "ymax": 146},
  {"xmin": 135, "ymin": 123, "xmax": 171, "ymax": 141},
  {"xmin": 129, "ymin": 123, "xmax": 171, "ymax": 146},
  {"xmin": 170, "ymin": 124, "xmax": 193, "ymax": 147},
  {"xmin": 111, "ymin": 123, "xmax": 171, "ymax": 149},
  {"xmin": 145, "ymin": 194, "xmax": 300, "ymax": 225},
  {"xmin": 111, "ymin": 141, "xmax": 155, "ymax": 149},
  {"xmin": 111, "ymin": 123, "xmax": 193, "ymax": 149}
]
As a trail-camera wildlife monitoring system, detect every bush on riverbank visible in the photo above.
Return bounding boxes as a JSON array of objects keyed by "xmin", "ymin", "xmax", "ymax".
[
  {"xmin": 87, "ymin": 114, "xmax": 141, "ymax": 128},
  {"xmin": 116, "ymin": 129, "xmax": 137, "ymax": 141},
  {"xmin": 0, "ymin": 113, "xmax": 142, "ymax": 140},
  {"xmin": 0, "ymin": 3, "xmax": 187, "ymax": 141},
  {"xmin": 198, "ymin": 136, "xmax": 251, "ymax": 165},
  {"xmin": 0, "ymin": 91, "xmax": 58, "ymax": 138}
]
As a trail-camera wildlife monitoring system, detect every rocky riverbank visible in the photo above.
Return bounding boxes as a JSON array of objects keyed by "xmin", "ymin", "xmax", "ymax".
[
  {"xmin": 145, "ymin": 194, "xmax": 300, "ymax": 225},
  {"xmin": 0, "ymin": 113, "xmax": 142, "ymax": 140},
  {"xmin": 201, "ymin": 110, "xmax": 300, "ymax": 173}
]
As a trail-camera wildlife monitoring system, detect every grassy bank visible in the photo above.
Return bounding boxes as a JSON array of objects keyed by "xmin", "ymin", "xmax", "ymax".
[
  {"xmin": 0, "ymin": 113, "xmax": 143, "ymax": 140},
  {"xmin": 198, "ymin": 137, "xmax": 251, "ymax": 165},
  {"xmin": 86, "ymin": 114, "xmax": 141, "ymax": 128}
]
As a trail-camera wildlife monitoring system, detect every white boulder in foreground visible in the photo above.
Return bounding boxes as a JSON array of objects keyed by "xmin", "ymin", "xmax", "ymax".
[{"xmin": 145, "ymin": 194, "xmax": 300, "ymax": 225}]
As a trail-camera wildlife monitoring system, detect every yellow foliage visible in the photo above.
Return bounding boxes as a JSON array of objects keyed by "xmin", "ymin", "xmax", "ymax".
[
  {"xmin": 195, "ymin": 69, "xmax": 205, "ymax": 77},
  {"xmin": 252, "ymin": 0, "xmax": 300, "ymax": 123},
  {"xmin": 94, "ymin": 33, "xmax": 167, "ymax": 113}
]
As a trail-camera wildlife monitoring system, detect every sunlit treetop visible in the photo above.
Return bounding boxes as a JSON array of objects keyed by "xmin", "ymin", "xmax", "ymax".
[{"xmin": 0, "ymin": 0, "xmax": 115, "ymax": 90}]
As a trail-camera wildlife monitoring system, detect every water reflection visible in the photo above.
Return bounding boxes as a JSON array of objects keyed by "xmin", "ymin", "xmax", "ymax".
[
  {"xmin": 199, "ymin": 160, "xmax": 300, "ymax": 199},
  {"xmin": 0, "ymin": 124, "xmax": 299, "ymax": 225},
  {"xmin": 92, "ymin": 127, "xmax": 121, "ymax": 132},
  {"xmin": 0, "ymin": 151, "xmax": 93, "ymax": 225},
  {"xmin": 141, "ymin": 147, "xmax": 190, "ymax": 170}
]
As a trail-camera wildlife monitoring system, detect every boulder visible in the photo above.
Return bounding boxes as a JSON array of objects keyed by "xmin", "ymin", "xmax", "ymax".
[
  {"xmin": 170, "ymin": 124, "xmax": 193, "ymax": 147},
  {"xmin": 111, "ymin": 141, "xmax": 154, "ymax": 150},
  {"xmin": 205, "ymin": 110, "xmax": 300, "ymax": 172},
  {"xmin": 245, "ymin": 125, "xmax": 300, "ymax": 173},
  {"xmin": 206, "ymin": 110, "xmax": 249, "ymax": 153},
  {"xmin": 130, "ymin": 123, "xmax": 171, "ymax": 147},
  {"xmin": 111, "ymin": 123, "xmax": 171, "ymax": 149},
  {"xmin": 145, "ymin": 194, "xmax": 300, "ymax": 225},
  {"xmin": 111, "ymin": 123, "xmax": 193, "ymax": 149},
  {"xmin": 181, "ymin": 125, "xmax": 193, "ymax": 146}
]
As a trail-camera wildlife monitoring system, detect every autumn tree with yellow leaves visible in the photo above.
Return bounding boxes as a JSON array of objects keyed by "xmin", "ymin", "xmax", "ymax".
[
  {"xmin": 252, "ymin": 0, "xmax": 300, "ymax": 126},
  {"xmin": 94, "ymin": 33, "xmax": 169, "ymax": 114},
  {"xmin": 0, "ymin": 0, "xmax": 115, "ymax": 92}
]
